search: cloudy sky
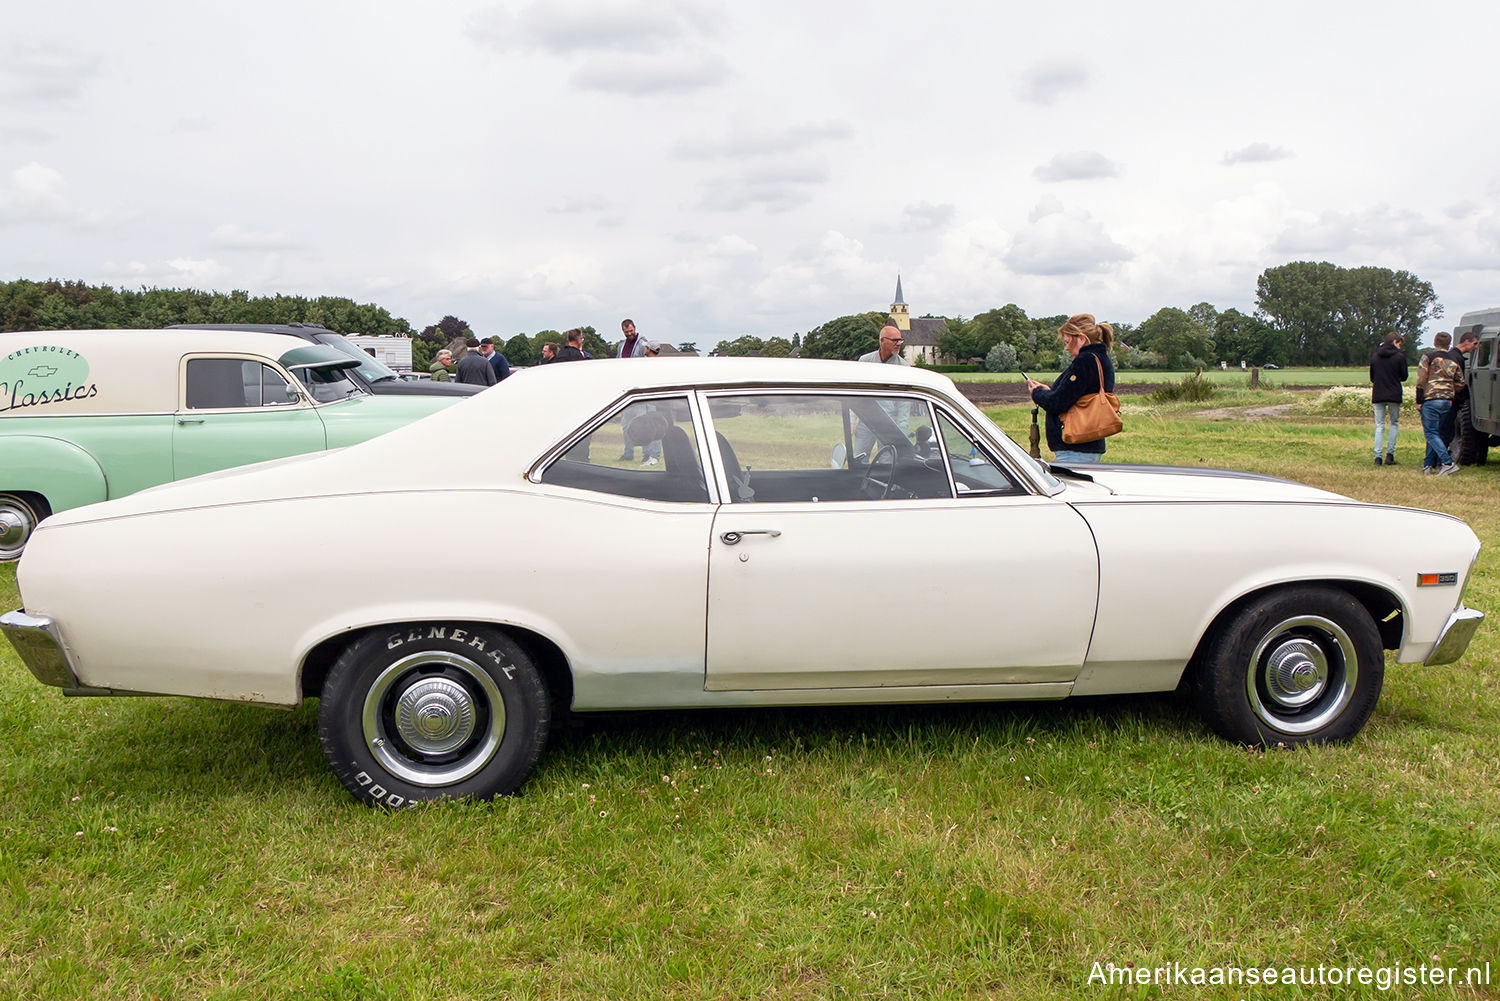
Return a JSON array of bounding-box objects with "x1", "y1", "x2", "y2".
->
[{"x1": 4, "y1": 0, "x2": 1498, "y2": 349}]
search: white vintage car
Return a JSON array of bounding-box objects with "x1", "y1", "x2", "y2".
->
[{"x1": 1, "y1": 359, "x2": 1484, "y2": 807}]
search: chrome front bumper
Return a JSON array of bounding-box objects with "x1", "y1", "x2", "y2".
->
[
  {"x1": 0, "y1": 609, "x2": 82, "y2": 689},
  {"x1": 1424, "y1": 606, "x2": 1485, "y2": 666}
]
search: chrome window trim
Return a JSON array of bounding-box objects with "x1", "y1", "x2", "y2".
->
[
  {"x1": 178, "y1": 353, "x2": 315, "y2": 413},
  {"x1": 695, "y1": 385, "x2": 1045, "y2": 502},
  {"x1": 929, "y1": 403, "x2": 1029, "y2": 498},
  {"x1": 527, "y1": 390, "x2": 718, "y2": 504}
]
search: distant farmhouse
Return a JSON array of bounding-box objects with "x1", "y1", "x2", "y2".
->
[{"x1": 887, "y1": 275, "x2": 944, "y2": 365}]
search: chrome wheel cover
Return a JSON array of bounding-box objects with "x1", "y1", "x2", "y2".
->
[
  {"x1": 1246, "y1": 614, "x2": 1358, "y2": 735},
  {"x1": 362, "y1": 651, "x2": 506, "y2": 786},
  {"x1": 0, "y1": 495, "x2": 38, "y2": 562}
]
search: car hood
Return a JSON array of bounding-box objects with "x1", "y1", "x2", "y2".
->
[{"x1": 1057, "y1": 464, "x2": 1348, "y2": 503}]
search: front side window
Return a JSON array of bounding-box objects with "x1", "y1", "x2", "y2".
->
[
  {"x1": 707, "y1": 393, "x2": 950, "y2": 503},
  {"x1": 185, "y1": 359, "x2": 298, "y2": 409},
  {"x1": 540, "y1": 395, "x2": 708, "y2": 502}
]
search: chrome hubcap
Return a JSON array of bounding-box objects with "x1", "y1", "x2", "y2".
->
[
  {"x1": 0, "y1": 496, "x2": 37, "y2": 561},
  {"x1": 393, "y1": 678, "x2": 476, "y2": 755},
  {"x1": 1246, "y1": 615, "x2": 1358, "y2": 735},
  {"x1": 362, "y1": 651, "x2": 506, "y2": 787},
  {"x1": 1264, "y1": 638, "x2": 1328, "y2": 708}
]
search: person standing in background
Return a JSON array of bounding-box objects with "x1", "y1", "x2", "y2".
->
[
  {"x1": 479, "y1": 338, "x2": 511, "y2": 381},
  {"x1": 1368, "y1": 331, "x2": 1407, "y2": 466}
]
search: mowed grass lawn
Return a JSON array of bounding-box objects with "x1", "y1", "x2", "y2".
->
[
  {"x1": 2, "y1": 393, "x2": 1497, "y2": 1000},
  {"x1": 955, "y1": 366, "x2": 1370, "y2": 387}
]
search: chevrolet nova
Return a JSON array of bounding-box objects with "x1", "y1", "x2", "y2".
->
[{"x1": 2, "y1": 358, "x2": 1483, "y2": 806}]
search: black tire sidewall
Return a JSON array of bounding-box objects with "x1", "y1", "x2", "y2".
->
[
  {"x1": 318, "y1": 623, "x2": 550, "y2": 806},
  {"x1": 1199, "y1": 587, "x2": 1384, "y2": 745}
]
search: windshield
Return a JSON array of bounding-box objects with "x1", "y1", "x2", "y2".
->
[
  {"x1": 315, "y1": 333, "x2": 401, "y2": 383},
  {"x1": 291, "y1": 364, "x2": 366, "y2": 403}
]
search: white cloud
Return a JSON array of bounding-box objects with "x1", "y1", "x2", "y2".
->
[
  {"x1": 469, "y1": 0, "x2": 727, "y2": 95},
  {"x1": 675, "y1": 122, "x2": 853, "y2": 159},
  {"x1": 471, "y1": 0, "x2": 721, "y2": 55},
  {"x1": 1017, "y1": 60, "x2": 1088, "y2": 105},
  {"x1": 1033, "y1": 152, "x2": 1119, "y2": 183},
  {"x1": 897, "y1": 202, "x2": 956, "y2": 231},
  {"x1": 1272, "y1": 205, "x2": 1442, "y2": 255},
  {"x1": 101, "y1": 257, "x2": 229, "y2": 285},
  {"x1": 0, "y1": 162, "x2": 74, "y2": 225},
  {"x1": 698, "y1": 162, "x2": 830, "y2": 212},
  {"x1": 1222, "y1": 143, "x2": 1293, "y2": 166},
  {"x1": 571, "y1": 53, "x2": 729, "y2": 95},
  {"x1": 1005, "y1": 208, "x2": 1132, "y2": 277},
  {"x1": 0, "y1": 47, "x2": 101, "y2": 103},
  {"x1": 209, "y1": 224, "x2": 303, "y2": 251}
]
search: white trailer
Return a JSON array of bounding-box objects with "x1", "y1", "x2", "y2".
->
[{"x1": 345, "y1": 334, "x2": 414, "y2": 373}]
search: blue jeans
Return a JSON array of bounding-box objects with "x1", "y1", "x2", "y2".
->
[
  {"x1": 1420, "y1": 399, "x2": 1453, "y2": 468},
  {"x1": 1372, "y1": 401, "x2": 1399, "y2": 456},
  {"x1": 1053, "y1": 450, "x2": 1101, "y2": 464}
]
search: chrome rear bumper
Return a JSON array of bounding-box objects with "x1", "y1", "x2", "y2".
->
[
  {"x1": 1424, "y1": 606, "x2": 1485, "y2": 666},
  {"x1": 0, "y1": 609, "x2": 81, "y2": 689}
]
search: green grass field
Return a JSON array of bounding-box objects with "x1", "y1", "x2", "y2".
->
[
  {"x1": 2, "y1": 397, "x2": 1496, "y2": 1000},
  {"x1": 953, "y1": 366, "x2": 1370, "y2": 387}
]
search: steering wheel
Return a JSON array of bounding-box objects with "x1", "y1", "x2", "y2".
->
[{"x1": 860, "y1": 443, "x2": 898, "y2": 499}]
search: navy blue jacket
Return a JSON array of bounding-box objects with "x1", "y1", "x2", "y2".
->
[{"x1": 1030, "y1": 344, "x2": 1115, "y2": 454}]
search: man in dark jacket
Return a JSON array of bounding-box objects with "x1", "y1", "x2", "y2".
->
[
  {"x1": 552, "y1": 328, "x2": 589, "y2": 363},
  {"x1": 479, "y1": 338, "x2": 511, "y2": 381},
  {"x1": 1368, "y1": 331, "x2": 1407, "y2": 466},
  {"x1": 455, "y1": 338, "x2": 497, "y2": 386}
]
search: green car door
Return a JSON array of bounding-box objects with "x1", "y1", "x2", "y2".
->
[{"x1": 172, "y1": 354, "x2": 328, "y2": 480}]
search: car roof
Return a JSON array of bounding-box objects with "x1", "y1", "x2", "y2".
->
[
  {"x1": 168, "y1": 323, "x2": 340, "y2": 340},
  {"x1": 73, "y1": 356, "x2": 985, "y2": 517}
]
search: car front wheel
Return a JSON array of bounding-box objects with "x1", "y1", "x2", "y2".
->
[
  {"x1": 1196, "y1": 586, "x2": 1383, "y2": 745},
  {"x1": 318, "y1": 624, "x2": 550, "y2": 807}
]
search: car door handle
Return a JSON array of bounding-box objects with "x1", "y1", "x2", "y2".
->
[
  {"x1": 176, "y1": 417, "x2": 205, "y2": 425},
  {"x1": 720, "y1": 530, "x2": 781, "y2": 545}
]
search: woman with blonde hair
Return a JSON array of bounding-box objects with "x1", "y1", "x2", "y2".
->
[{"x1": 1026, "y1": 313, "x2": 1116, "y2": 464}]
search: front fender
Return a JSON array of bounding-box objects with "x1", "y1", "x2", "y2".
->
[{"x1": 0, "y1": 434, "x2": 109, "y2": 514}]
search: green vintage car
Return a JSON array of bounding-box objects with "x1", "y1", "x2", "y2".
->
[{"x1": 0, "y1": 328, "x2": 466, "y2": 560}]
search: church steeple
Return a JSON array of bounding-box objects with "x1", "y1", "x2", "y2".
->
[{"x1": 889, "y1": 274, "x2": 910, "y2": 332}]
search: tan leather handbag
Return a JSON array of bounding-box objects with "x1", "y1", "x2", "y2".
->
[{"x1": 1061, "y1": 355, "x2": 1123, "y2": 444}]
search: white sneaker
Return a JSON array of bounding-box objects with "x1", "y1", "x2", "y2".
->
[
  {"x1": 1438, "y1": 463, "x2": 1460, "y2": 476},
  {"x1": 642, "y1": 456, "x2": 659, "y2": 466}
]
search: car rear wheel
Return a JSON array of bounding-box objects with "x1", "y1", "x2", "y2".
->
[
  {"x1": 318, "y1": 624, "x2": 550, "y2": 807},
  {"x1": 1196, "y1": 586, "x2": 1383, "y2": 745},
  {"x1": 0, "y1": 492, "x2": 44, "y2": 562}
]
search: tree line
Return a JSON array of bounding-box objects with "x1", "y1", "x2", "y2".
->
[
  {"x1": 2, "y1": 259, "x2": 1445, "y2": 372},
  {"x1": 720, "y1": 261, "x2": 1443, "y2": 370}
]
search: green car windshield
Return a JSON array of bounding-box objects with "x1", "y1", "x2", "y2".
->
[
  {"x1": 277, "y1": 345, "x2": 367, "y2": 403},
  {"x1": 314, "y1": 333, "x2": 402, "y2": 384}
]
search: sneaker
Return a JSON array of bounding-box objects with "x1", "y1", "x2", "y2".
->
[
  {"x1": 1374, "y1": 455, "x2": 1383, "y2": 466},
  {"x1": 641, "y1": 456, "x2": 659, "y2": 466},
  {"x1": 1438, "y1": 462, "x2": 1460, "y2": 476},
  {"x1": 1422, "y1": 466, "x2": 1434, "y2": 475},
  {"x1": 1384, "y1": 453, "x2": 1396, "y2": 465}
]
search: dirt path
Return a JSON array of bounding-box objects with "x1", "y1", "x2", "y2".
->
[
  {"x1": 1194, "y1": 403, "x2": 1297, "y2": 420},
  {"x1": 955, "y1": 382, "x2": 1157, "y2": 405}
]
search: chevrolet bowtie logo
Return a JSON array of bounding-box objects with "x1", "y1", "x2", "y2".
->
[{"x1": 27, "y1": 365, "x2": 59, "y2": 378}]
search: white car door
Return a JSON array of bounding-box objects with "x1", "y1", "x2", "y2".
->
[{"x1": 702, "y1": 391, "x2": 1098, "y2": 692}]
